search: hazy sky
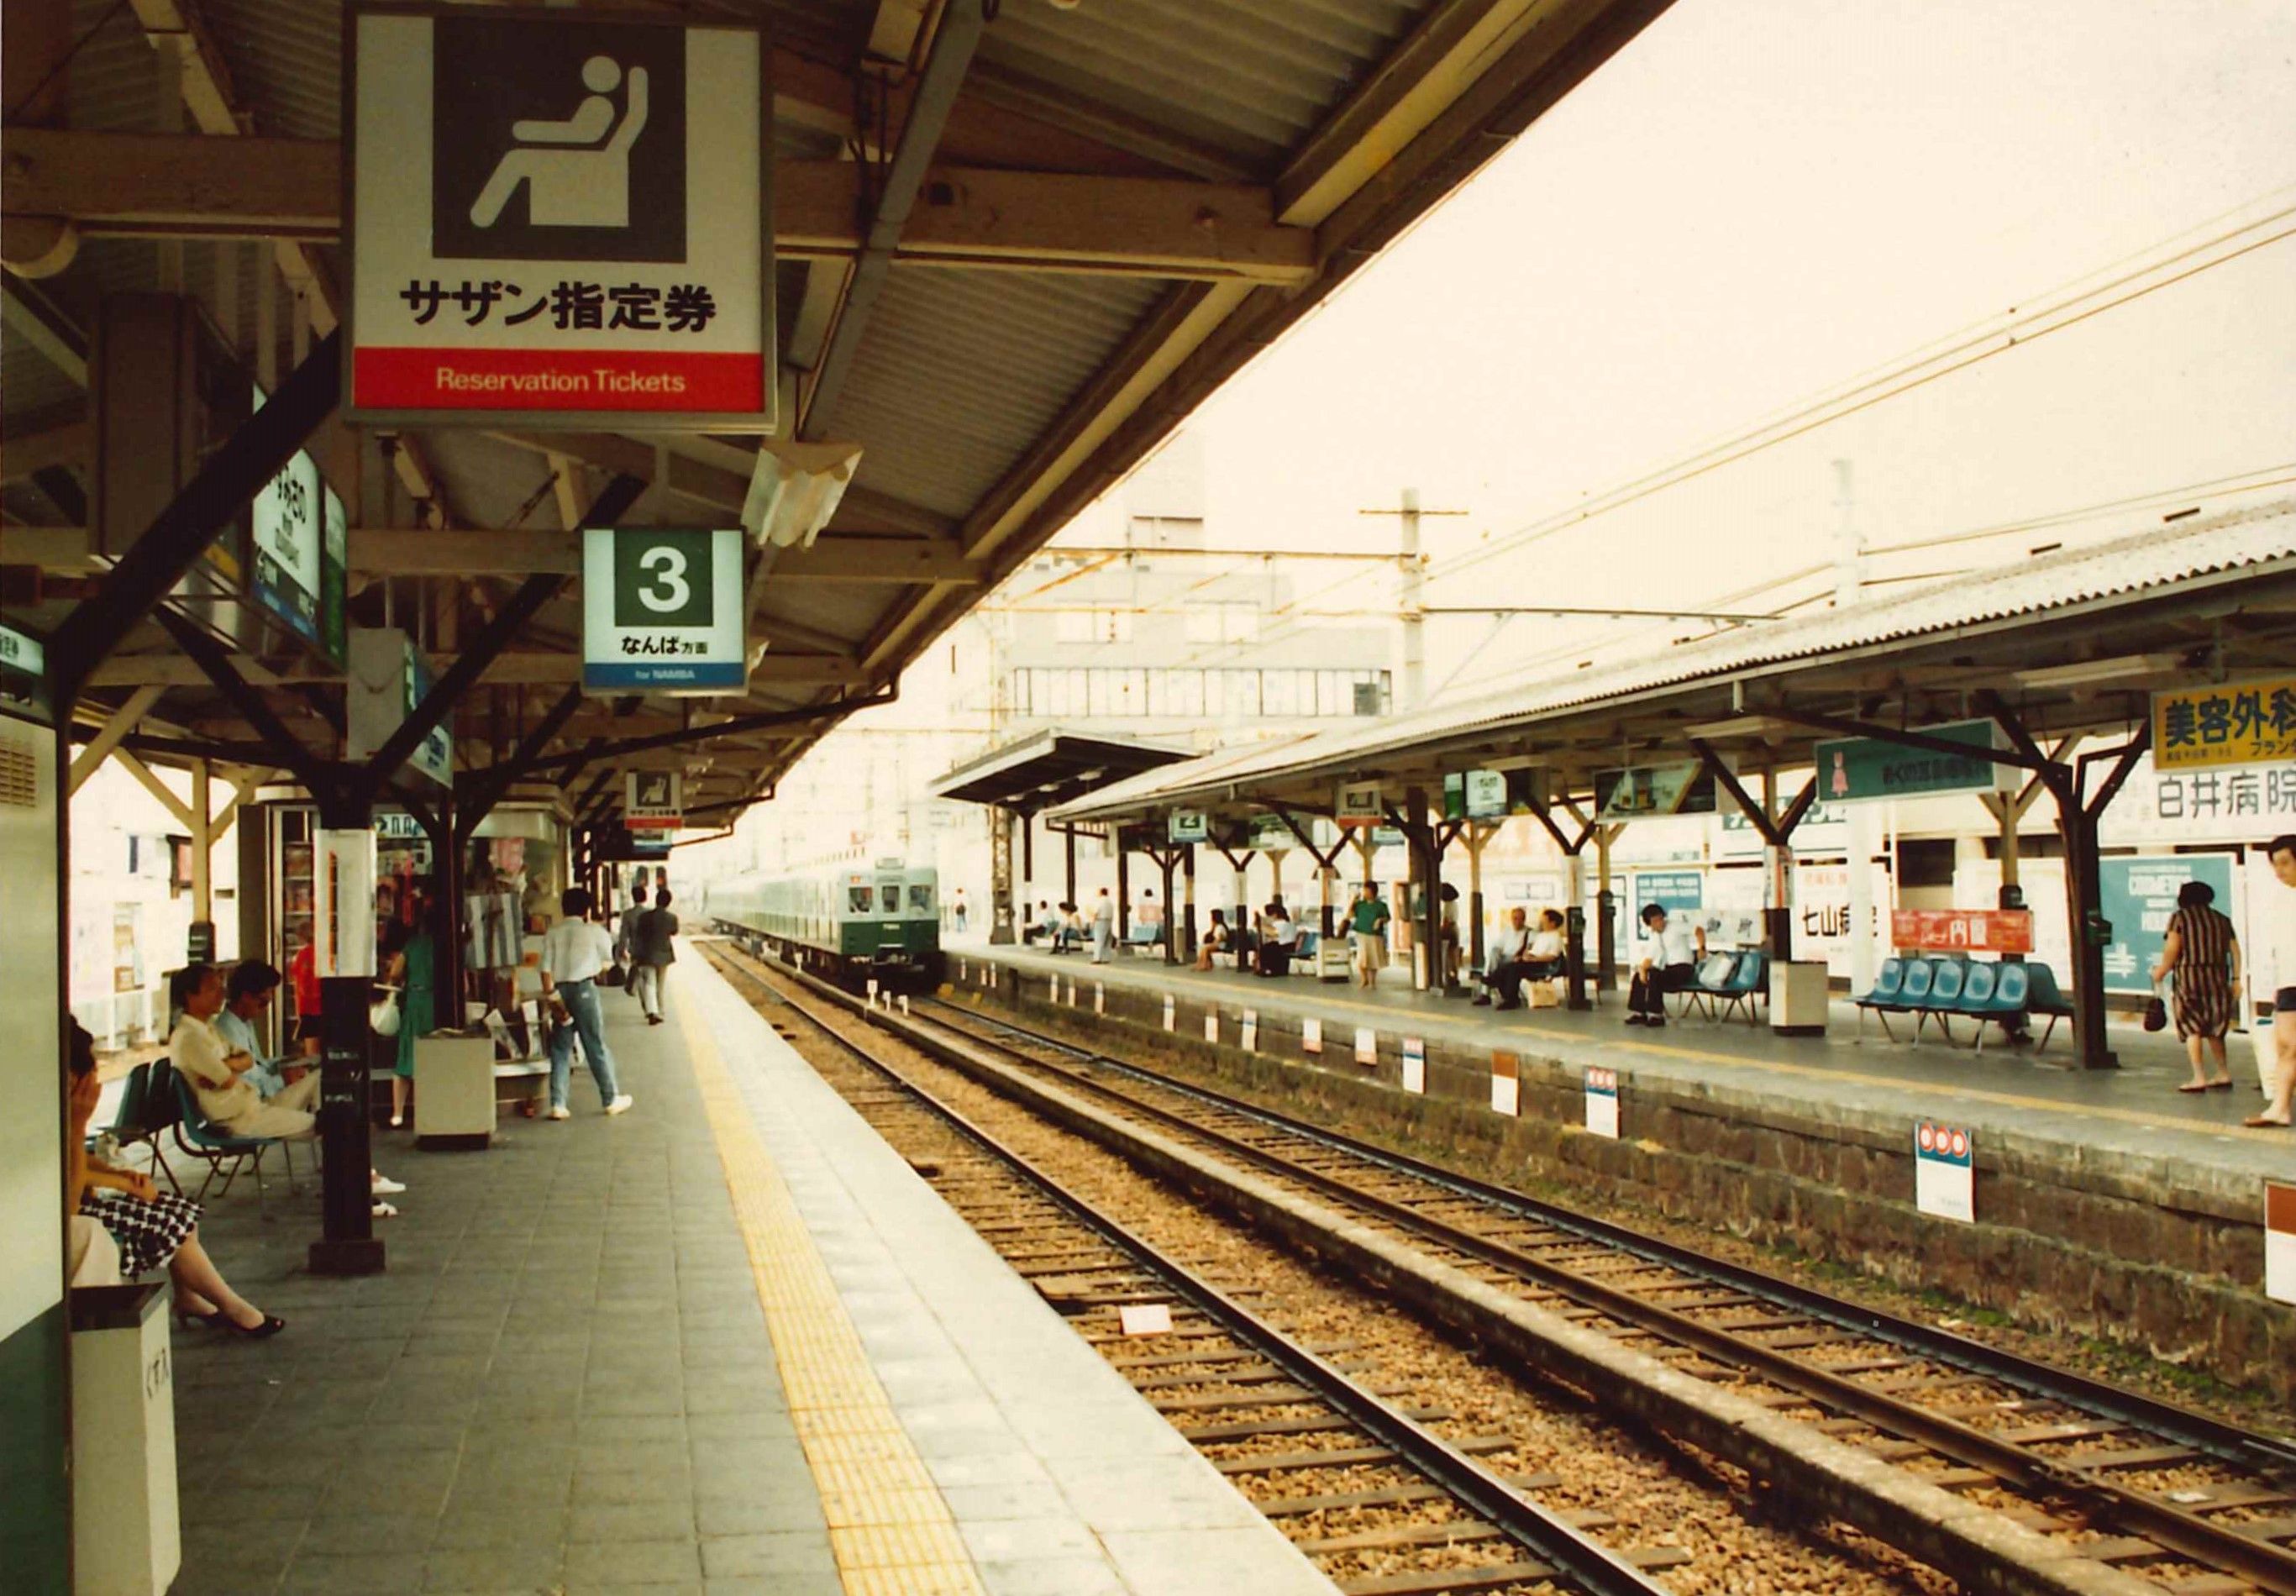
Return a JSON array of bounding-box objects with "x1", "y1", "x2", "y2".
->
[{"x1": 1082, "y1": 0, "x2": 2296, "y2": 693}]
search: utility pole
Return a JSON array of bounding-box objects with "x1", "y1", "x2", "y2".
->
[
  {"x1": 1359, "y1": 488, "x2": 1467, "y2": 714},
  {"x1": 1834, "y1": 458, "x2": 1878, "y2": 995}
]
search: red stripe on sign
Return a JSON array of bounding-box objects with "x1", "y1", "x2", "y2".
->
[
  {"x1": 2268, "y1": 1181, "x2": 2296, "y2": 1234},
  {"x1": 355, "y1": 347, "x2": 763, "y2": 412}
]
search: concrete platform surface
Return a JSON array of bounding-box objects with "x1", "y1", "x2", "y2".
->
[
  {"x1": 960, "y1": 939, "x2": 2294, "y2": 1190},
  {"x1": 162, "y1": 954, "x2": 1334, "y2": 1596}
]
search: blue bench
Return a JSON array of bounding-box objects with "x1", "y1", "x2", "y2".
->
[
  {"x1": 169, "y1": 1070, "x2": 301, "y2": 1216},
  {"x1": 1679, "y1": 950, "x2": 1767, "y2": 1024},
  {"x1": 1123, "y1": 921, "x2": 1164, "y2": 953},
  {"x1": 1853, "y1": 955, "x2": 2075, "y2": 1050}
]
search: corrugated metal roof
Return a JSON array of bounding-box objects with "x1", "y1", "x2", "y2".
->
[
  {"x1": 976, "y1": 0, "x2": 1423, "y2": 176},
  {"x1": 1055, "y1": 501, "x2": 2296, "y2": 817},
  {"x1": 826, "y1": 269, "x2": 1164, "y2": 518}
]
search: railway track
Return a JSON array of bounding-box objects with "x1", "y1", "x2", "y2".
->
[
  {"x1": 705, "y1": 943, "x2": 1683, "y2": 1596},
  {"x1": 905, "y1": 992, "x2": 2296, "y2": 1596}
]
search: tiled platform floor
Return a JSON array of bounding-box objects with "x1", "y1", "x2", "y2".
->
[{"x1": 164, "y1": 953, "x2": 1332, "y2": 1596}]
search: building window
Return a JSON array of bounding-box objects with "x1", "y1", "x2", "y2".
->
[{"x1": 1053, "y1": 608, "x2": 1132, "y2": 644}]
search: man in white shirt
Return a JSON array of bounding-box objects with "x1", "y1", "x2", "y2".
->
[
  {"x1": 2252, "y1": 835, "x2": 2296, "y2": 1127},
  {"x1": 1475, "y1": 907, "x2": 1532, "y2": 1008},
  {"x1": 171, "y1": 963, "x2": 319, "y2": 1138},
  {"x1": 540, "y1": 888, "x2": 633, "y2": 1119},
  {"x1": 1089, "y1": 889, "x2": 1116, "y2": 964},
  {"x1": 1626, "y1": 904, "x2": 1704, "y2": 1028}
]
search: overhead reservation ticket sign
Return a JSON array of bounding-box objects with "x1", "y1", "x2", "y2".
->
[{"x1": 347, "y1": 7, "x2": 771, "y2": 428}]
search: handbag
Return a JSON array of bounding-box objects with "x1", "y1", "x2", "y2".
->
[
  {"x1": 2141, "y1": 979, "x2": 2167, "y2": 1033},
  {"x1": 370, "y1": 984, "x2": 404, "y2": 1037}
]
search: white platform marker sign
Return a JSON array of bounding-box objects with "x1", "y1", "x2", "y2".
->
[
  {"x1": 2266, "y1": 1182, "x2": 2294, "y2": 1305},
  {"x1": 1301, "y1": 1016, "x2": 1322, "y2": 1055},
  {"x1": 1584, "y1": 1066, "x2": 1620, "y2": 1139},
  {"x1": 1354, "y1": 1026, "x2": 1378, "y2": 1066},
  {"x1": 1241, "y1": 1010, "x2": 1258, "y2": 1053},
  {"x1": 1094, "y1": 982, "x2": 1105, "y2": 1015},
  {"x1": 1401, "y1": 1037, "x2": 1426, "y2": 1095},
  {"x1": 1203, "y1": 1012, "x2": 1220, "y2": 1044},
  {"x1": 1914, "y1": 1121, "x2": 1975, "y2": 1224},
  {"x1": 1162, "y1": 994, "x2": 1176, "y2": 1032},
  {"x1": 347, "y1": 8, "x2": 772, "y2": 429},
  {"x1": 1490, "y1": 1051, "x2": 1520, "y2": 1117}
]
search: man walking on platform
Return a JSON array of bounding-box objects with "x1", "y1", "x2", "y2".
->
[
  {"x1": 1090, "y1": 888, "x2": 1116, "y2": 964},
  {"x1": 632, "y1": 887, "x2": 679, "y2": 1026},
  {"x1": 540, "y1": 888, "x2": 633, "y2": 1119},
  {"x1": 2252, "y1": 835, "x2": 2296, "y2": 1127}
]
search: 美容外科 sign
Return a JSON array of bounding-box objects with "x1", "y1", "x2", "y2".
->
[
  {"x1": 582, "y1": 528, "x2": 747, "y2": 694},
  {"x1": 347, "y1": 7, "x2": 771, "y2": 428},
  {"x1": 2153, "y1": 678, "x2": 2296, "y2": 771},
  {"x1": 1812, "y1": 719, "x2": 2015, "y2": 802}
]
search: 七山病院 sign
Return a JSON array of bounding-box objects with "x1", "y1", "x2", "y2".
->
[
  {"x1": 625, "y1": 771, "x2": 681, "y2": 832},
  {"x1": 2152, "y1": 677, "x2": 2296, "y2": 770},
  {"x1": 1811, "y1": 719, "x2": 2015, "y2": 802},
  {"x1": 346, "y1": 8, "x2": 770, "y2": 429},
  {"x1": 582, "y1": 528, "x2": 747, "y2": 694},
  {"x1": 1596, "y1": 762, "x2": 1715, "y2": 819},
  {"x1": 2098, "y1": 853, "x2": 2235, "y2": 994}
]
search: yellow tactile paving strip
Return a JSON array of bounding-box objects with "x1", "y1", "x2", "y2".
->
[{"x1": 677, "y1": 998, "x2": 990, "y2": 1596}]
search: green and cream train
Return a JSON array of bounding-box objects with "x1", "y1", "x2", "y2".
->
[{"x1": 704, "y1": 859, "x2": 944, "y2": 991}]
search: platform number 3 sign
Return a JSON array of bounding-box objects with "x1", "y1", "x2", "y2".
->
[{"x1": 583, "y1": 526, "x2": 748, "y2": 695}]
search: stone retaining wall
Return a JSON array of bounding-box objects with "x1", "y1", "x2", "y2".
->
[{"x1": 952, "y1": 958, "x2": 2293, "y2": 1404}]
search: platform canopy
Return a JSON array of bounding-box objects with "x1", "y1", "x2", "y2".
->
[
  {"x1": 1048, "y1": 501, "x2": 2296, "y2": 824},
  {"x1": 933, "y1": 727, "x2": 1190, "y2": 816},
  {"x1": 3, "y1": 0, "x2": 1674, "y2": 832}
]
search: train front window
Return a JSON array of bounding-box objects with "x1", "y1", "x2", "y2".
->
[
  {"x1": 880, "y1": 885, "x2": 902, "y2": 913},
  {"x1": 848, "y1": 886, "x2": 872, "y2": 913},
  {"x1": 907, "y1": 884, "x2": 933, "y2": 913}
]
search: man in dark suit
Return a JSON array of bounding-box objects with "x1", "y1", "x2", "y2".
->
[{"x1": 632, "y1": 887, "x2": 679, "y2": 1026}]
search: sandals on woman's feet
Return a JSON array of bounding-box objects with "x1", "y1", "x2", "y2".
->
[{"x1": 2244, "y1": 1113, "x2": 2292, "y2": 1127}]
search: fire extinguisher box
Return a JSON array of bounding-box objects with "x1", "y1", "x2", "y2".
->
[{"x1": 71, "y1": 1284, "x2": 180, "y2": 1596}]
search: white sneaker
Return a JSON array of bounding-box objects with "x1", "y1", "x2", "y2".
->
[
  {"x1": 370, "y1": 1173, "x2": 407, "y2": 1195},
  {"x1": 604, "y1": 1095, "x2": 634, "y2": 1116},
  {"x1": 371, "y1": 1200, "x2": 398, "y2": 1219},
  {"x1": 546, "y1": 1105, "x2": 571, "y2": 1121}
]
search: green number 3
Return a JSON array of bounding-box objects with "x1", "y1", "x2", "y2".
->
[{"x1": 637, "y1": 546, "x2": 691, "y2": 613}]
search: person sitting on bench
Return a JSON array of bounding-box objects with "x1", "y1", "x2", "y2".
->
[
  {"x1": 1255, "y1": 903, "x2": 1295, "y2": 976},
  {"x1": 1195, "y1": 908, "x2": 1232, "y2": 971},
  {"x1": 1475, "y1": 907, "x2": 1531, "y2": 1008},
  {"x1": 1626, "y1": 904, "x2": 1703, "y2": 1027}
]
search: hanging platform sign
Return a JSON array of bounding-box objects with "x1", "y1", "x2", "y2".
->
[
  {"x1": 582, "y1": 528, "x2": 747, "y2": 694},
  {"x1": 1335, "y1": 780, "x2": 1384, "y2": 827},
  {"x1": 2153, "y1": 677, "x2": 2296, "y2": 770},
  {"x1": 1597, "y1": 762, "x2": 1716, "y2": 819},
  {"x1": 1168, "y1": 811, "x2": 1210, "y2": 844},
  {"x1": 0, "y1": 622, "x2": 47, "y2": 715},
  {"x1": 347, "y1": 627, "x2": 451, "y2": 789},
  {"x1": 624, "y1": 771, "x2": 682, "y2": 832},
  {"x1": 1442, "y1": 769, "x2": 1519, "y2": 822},
  {"x1": 346, "y1": 7, "x2": 772, "y2": 429},
  {"x1": 1812, "y1": 719, "x2": 2016, "y2": 802}
]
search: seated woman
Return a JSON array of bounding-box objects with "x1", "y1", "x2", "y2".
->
[
  {"x1": 1256, "y1": 903, "x2": 1295, "y2": 977},
  {"x1": 1195, "y1": 909, "x2": 1232, "y2": 971},
  {"x1": 67, "y1": 1022, "x2": 283, "y2": 1338}
]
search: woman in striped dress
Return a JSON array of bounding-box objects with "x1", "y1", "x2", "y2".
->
[{"x1": 2152, "y1": 879, "x2": 2240, "y2": 1093}]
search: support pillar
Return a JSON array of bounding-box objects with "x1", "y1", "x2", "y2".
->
[
  {"x1": 1116, "y1": 843, "x2": 1130, "y2": 938},
  {"x1": 1595, "y1": 824, "x2": 1616, "y2": 993},
  {"x1": 1063, "y1": 824, "x2": 1077, "y2": 906},
  {"x1": 310, "y1": 791, "x2": 382, "y2": 1276},
  {"x1": 1464, "y1": 822, "x2": 1490, "y2": 975},
  {"x1": 1181, "y1": 845, "x2": 1196, "y2": 963},
  {"x1": 989, "y1": 806, "x2": 1015, "y2": 944},
  {"x1": 1018, "y1": 808, "x2": 1035, "y2": 907},
  {"x1": 1159, "y1": 848, "x2": 1176, "y2": 966}
]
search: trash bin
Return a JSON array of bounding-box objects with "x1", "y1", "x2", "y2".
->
[
  {"x1": 1770, "y1": 959, "x2": 1831, "y2": 1037},
  {"x1": 414, "y1": 1030, "x2": 502, "y2": 1147},
  {"x1": 71, "y1": 1284, "x2": 178, "y2": 1596}
]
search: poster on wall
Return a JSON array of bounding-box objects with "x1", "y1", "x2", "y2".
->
[{"x1": 2098, "y1": 853, "x2": 2237, "y2": 994}]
